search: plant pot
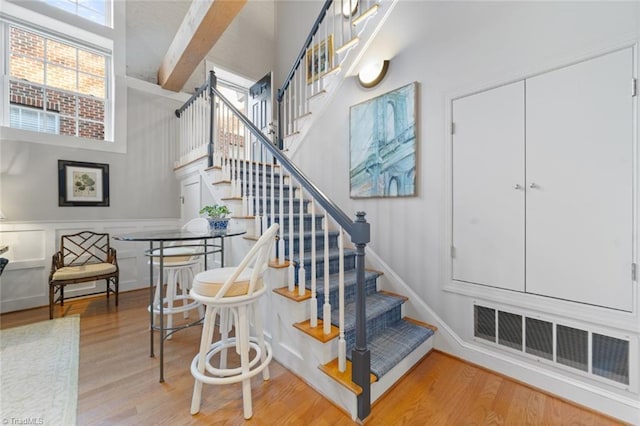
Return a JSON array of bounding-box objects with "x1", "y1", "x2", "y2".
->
[{"x1": 207, "y1": 217, "x2": 229, "y2": 231}]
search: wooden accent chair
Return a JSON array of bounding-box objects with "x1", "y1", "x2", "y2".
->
[{"x1": 49, "y1": 231, "x2": 119, "y2": 319}]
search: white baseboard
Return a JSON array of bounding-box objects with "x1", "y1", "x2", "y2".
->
[{"x1": 364, "y1": 247, "x2": 640, "y2": 424}]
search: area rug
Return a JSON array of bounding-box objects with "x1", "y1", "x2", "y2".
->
[{"x1": 1, "y1": 315, "x2": 79, "y2": 425}]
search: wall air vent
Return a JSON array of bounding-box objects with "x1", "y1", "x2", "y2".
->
[
  {"x1": 557, "y1": 325, "x2": 588, "y2": 372},
  {"x1": 474, "y1": 305, "x2": 496, "y2": 342},
  {"x1": 525, "y1": 318, "x2": 553, "y2": 360},
  {"x1": 593, "y1": 333, "x2": 629, "y2": 385},
  {"x1": 498, "y1": 311, "x2": 523, "y2": 350},
  {"x1": 473, "y1": 304, "x2": 631, "y2": 386}
]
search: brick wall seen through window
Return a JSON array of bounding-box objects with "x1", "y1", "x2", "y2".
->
[{"x1": 7, "y1": 25, "x2": 108, "y2": 141}]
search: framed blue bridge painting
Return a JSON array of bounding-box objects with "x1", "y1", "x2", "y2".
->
[{"x1": 349, "y1": 82, "x2": 417, "y2": 198}]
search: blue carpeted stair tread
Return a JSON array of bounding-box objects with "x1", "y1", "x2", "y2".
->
[
  {"x1": 281, "y1": 230, "x2": 340, "y2": 240},
  {"x1": 333, "y1": 292, "x2": 405, "y2": 332},
  {"x1": 290, "y1": 247, "x2": 357, "y2": 265},
  {"x1": 347, "y1": 319, "x2": 435, "y2": 379},
  {"x1": 311, "y1": 269, "x2": 381, "y2": 295}
]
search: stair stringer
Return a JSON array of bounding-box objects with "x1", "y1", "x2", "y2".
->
[
  {"x1": 265, "y1": 274, "x2": 359, "y2": 419},
  {"x1": 284, "y1": 0, "x2": 400, "y2": 158}
]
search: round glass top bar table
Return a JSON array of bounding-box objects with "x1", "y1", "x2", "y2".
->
[{"x1": 114, "y1": 227, "x2": 246, "y2": 382}]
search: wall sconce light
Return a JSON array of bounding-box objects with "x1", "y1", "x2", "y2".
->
[{"x1": 357, "y1": 60, "x2": 389, "y2": 88}]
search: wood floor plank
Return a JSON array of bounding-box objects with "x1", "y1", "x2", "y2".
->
[{"x1": 0, "y1": 290, "x2": 627, "y2": 425}]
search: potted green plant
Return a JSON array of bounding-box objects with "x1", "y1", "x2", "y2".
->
[{"x1": 199, "y1": 204, "x2": 231, "y2": 231}]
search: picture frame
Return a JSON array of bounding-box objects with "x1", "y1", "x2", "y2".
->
[
  {"x1": 58, "y1": 160, "x2": 110, "y2": 206},
  {"x1": 306, "y1": 35, "x2": 334, "y2": 85},
  {"x1": 349, "y1": 82, "x2": 418, "y2": 198}
]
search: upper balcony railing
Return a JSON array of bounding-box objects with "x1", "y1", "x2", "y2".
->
[{"x1": 276, "y1": 0, "x2": 381, "y2": 149}]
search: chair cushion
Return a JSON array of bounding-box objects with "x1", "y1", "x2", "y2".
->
[
  {"x1": 193, "y1": 267, "x2": 261, "y2": 297},
  {"x1": 52, "y1": 263, "x2": 117, "y2": 281}
]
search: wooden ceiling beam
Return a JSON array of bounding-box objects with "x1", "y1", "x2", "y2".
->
[{"x1": 158, "y1": 0, "x2": 247, "y2": 92}]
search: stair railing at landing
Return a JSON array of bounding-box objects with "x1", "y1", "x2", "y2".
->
[
  {"x1": 175, "y1": 71, "x2": 372, "y2": 420},
  {"x1": 276, "y1": 0, "x2": 382, "y2": 150}
]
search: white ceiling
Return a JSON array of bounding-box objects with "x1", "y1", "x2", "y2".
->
[{"x1": 125, "y1": 0, "x2": 275, "y2": 91}]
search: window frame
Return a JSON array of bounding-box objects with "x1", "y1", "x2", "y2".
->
[
  {"x1": 6, "y1": 22, "x2": 111, "y2": 141},
  {"x1": 42, "y1": 0, "x2": 112, "y2": 27},
  {"x1": 0, "y1": 0, "x2": 125, "y2": 153}
]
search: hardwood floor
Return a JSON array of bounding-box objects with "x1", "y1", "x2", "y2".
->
[{"x1": 0, "y1": 290, "x2": 625, "y2": 425}]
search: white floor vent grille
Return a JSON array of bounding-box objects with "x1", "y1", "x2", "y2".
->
[{"x1": 473, "y1": 304, "x2": 630, "y2": 386}]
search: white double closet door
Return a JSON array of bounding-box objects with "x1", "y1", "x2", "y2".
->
[{"x1": 452, "y1": 47, "x2": 634, "y2": 311}]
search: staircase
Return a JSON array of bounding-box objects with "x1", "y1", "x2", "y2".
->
[
  {"x1": 174, "y1": 0, "x2": 436, "y2": 420},
  {"x1": 204, "y1": 158, "x2": 436, "y2": 420}
]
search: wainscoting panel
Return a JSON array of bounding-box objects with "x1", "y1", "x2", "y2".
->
[{"x1": 0, "y1": 219, "x2": 180, "y2": 313}]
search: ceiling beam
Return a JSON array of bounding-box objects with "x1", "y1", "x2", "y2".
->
[{"x1": 158, "y1": 0, "x2": 247, "y2": 92}]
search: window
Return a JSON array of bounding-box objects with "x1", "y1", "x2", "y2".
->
[
  {"x1": 216, "y1": 81, "x2": 249, "y2": 149},
  {"x1": 6, "y1": 24, "x2": 110, "y2": 141},
  {"x1": 42, "y1": 0, "x2": 110, "y2": 26}
]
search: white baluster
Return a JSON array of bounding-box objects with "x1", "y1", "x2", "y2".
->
[
  {"x1": 270, "y1": 154, "x2": 275, "y2": 259},
  {"x1": 197, "y1": 95, "x2": 201, "y2": 153},
  {"x1": 310, "y1": 199, "x2": 317, "y2": 327},
  {"x1": 261, "y1": 151, "x2": 268, "y2": 234},
  {"x1": 187, "y1": 105, "x2": 192, "y2": 159},
  {"x1": 241, "y1": 121, "x2": 248, "y2": 216},
  {"x1": 229, "y1": 106, "x2": 235, "y2": 186},
  {"x1": 323, "y1": 212, "x2": 331, "y2": 335},
  {"x1": 218, "y1": 103, "x2": 226, "y2": 178},
  {"x1": 203, "y1": 95, "x2": 207, "y2": 154},
  {"x1": 338, "y1": 227, "x2": 346, "y2": 372},
  {"x1": 288, "y1": 82, "x2": 293, "y2": 136},
  {"x1": 298, "y1": 187, "x2": 306, "y2": 297},
  {"x1": 228, "y1": 104, "x2": 234, "y2": 181},
  {"x1": 288, "y1": 175, "x2": 295, "y2": 292},
  {"x1": 177, "y1": 112, "x2": 182, "y2": 164},
  {"x1": 248, "y1": 137, "x2": 254, "y2": 217},
  {"x1": 255, "y1": 145, "x2": 262, "y2": 236},
  {"x1": 278, "y1": 172, "x2": 285, "y2": 265},
  {"x1": 236, "y1": 116, "x2": 241, "y2": 197}
]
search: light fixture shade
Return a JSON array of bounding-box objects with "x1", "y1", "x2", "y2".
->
[{"x1": 357, "y1": 60, "x2": 389, "y2": 88}]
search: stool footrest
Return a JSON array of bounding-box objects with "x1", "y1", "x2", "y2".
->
[{"x1": 191, "y1": 337, "x2": 272, "y2": 385}]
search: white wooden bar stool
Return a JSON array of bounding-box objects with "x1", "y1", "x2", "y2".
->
[
  {"x1": 189, "y1": 223, "x2": 278, "y2": 419},
  {"x1": 149, "y1": 218, "x2": 208, "y2": 336}
]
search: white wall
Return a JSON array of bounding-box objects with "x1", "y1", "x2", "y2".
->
[
  {"x1": 0, "y1": 83, "x2": 185, "y2": 312},
  {"x1": 0, "y1": 87, "x2": 181, "y2": 221},
  {"x1": 275, "y1": 1, "x2": 640, "y2": 421},
  {"x1": 282, "y1": 0, "x2": 640, "y2": 318}
]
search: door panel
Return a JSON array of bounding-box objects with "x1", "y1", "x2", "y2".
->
[
  {"x1": 181, "y1": 178, "x2": 200, "y2": 225},
  {"x1": 452, "y1": 81, "x2": 526, "y2": 291},
  {"x1": 249, "y1": 73, "x2": 273, "y2": 162},
  {"x1": 526, "y1": 48, "x2": 634, "y2": 311}
]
